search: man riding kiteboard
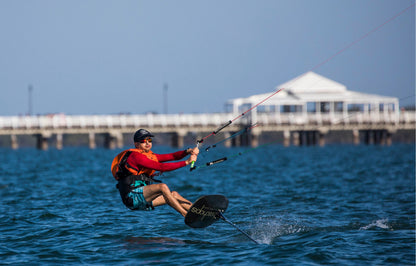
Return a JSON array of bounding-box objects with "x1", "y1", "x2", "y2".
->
[{"x1": 111, "y1": 129, "x2": 199, "y2": 217}]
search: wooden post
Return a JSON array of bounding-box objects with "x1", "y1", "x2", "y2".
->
[
  {"x1": 116, "y1": 132, "x2": 124, "y2": 148},
  {"x1": 224, "y1": 132, "x2": 231, "y2": 148},
  {"x1": 283, "y1": 130, "x2": 290, "y2": 147},
  {"x1": 293, "y1": 132, "x2": 300, "y2": 146},
  {"x1": 171, "y1": 130, "x2": 186, "y2": 148},
  {"x1": 11, "y1": 135, "x2": 18, "y2": 150},
  {"x1": 56, "y1": 133, "x2": 63, "y2": 150},
  {"x1": 250, "y1": 127, "x2": 261, "y2": 148},
  {"x1": 353, "y1": 129, "x2": 360, "y2": 145},
  {"x1": 386, "y1": 128, "x2": 396, "y2": 146},
  {"x1": 89, "y1": 132, "x2": 96, "y2": 149}
]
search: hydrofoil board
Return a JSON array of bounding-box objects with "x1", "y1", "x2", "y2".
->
[{"x1": 185, "y1": 195, "x2": 228, "y2": 228}]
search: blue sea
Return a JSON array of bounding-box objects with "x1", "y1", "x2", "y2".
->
[{"x1": 0, "y1": 144, "x2": 414, "y2": 265}]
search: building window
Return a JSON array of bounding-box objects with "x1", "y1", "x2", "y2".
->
[
  {"x1": 320, "y1": 102, "x2": 330, "y2": 113},
  {"x1": 281, "y1": 105, "x2": 302, "y2": 113},
  {"x1": 335, "y1": 102, "x2": 343, "y2": 113},
  {"x1": 239, "y1": 103, "x2": 252, "y2": 113},
  {"x1": 348, "y1": 104, "x2": 364, "y2": 113},
  {"x1": 379, "y1": 103, "x2": 384, "y2": 112},
  {"x1": 258, "y1": 105, "x2": 266, "y2": 113},
  {"x1": 307, "y1": 102, "x2": 316, "y2": 113}
]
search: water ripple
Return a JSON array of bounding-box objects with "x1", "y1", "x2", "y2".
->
[{"x1": 0, "y1": 145, "x2": 414, "y2": 265}]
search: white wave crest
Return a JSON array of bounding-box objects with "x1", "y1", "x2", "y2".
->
[{"x1": 359, "y1": 219, "x2": 391, "y2": 230}]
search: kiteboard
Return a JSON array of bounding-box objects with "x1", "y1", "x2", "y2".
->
[
  {"x1": 184, "y1": 194, "x2": 259, "y2": 244},
  {"x1": 185, "y1": 194, "x2": 228, "y2": 228}
]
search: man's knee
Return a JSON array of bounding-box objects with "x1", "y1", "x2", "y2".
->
[
  {"x1": 172, "y1": 191, "x2": 179, "y2": 197},
  {"x1": 158, "y1": 183, "x2": 170, "y2": 193}
]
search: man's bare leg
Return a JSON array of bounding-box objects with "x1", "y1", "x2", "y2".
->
[
  {"x1": 172, "y1": 191, "x2": 192, "y2": 211},
  {"x1": 151, "y1": 191, "x2": 192, "y2": 211},
  {"x1": 142, "y1": 183, "x2": 188, "y2": 216}
]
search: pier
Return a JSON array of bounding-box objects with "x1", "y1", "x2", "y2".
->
[
  {"x1": 1, "y1": 73, "x2": 414, "y2": 150},
  {"x1": 0, "y1": 111, "x2": 414, "y2": 150}
]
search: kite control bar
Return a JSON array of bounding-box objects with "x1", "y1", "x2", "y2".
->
[{"x1": 190, "y1": 157, "x2": 228, "y2": 172}]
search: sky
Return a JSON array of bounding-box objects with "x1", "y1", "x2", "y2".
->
[{"x1": 0, "y1": 0, "x2": 414, "y2": 116}]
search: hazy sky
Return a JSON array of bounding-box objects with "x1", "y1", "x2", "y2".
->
[{"x1": 0, "y1": 0, "x2": 414, "y2": 116}]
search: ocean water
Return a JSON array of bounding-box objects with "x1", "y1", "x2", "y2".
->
[{"x1": 0, "y1": 144, "x2": 414, "y2": 265}]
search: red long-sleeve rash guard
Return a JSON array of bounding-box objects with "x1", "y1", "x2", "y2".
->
[{"x1": 126, "y1": 150, "x2": 188, "y2": 173}]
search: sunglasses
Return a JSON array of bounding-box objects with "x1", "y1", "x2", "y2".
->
[{"x1": 139, "y1": 137, "x2": 153, "y2": 143}]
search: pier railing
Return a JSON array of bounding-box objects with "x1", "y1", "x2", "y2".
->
[
  {"x1": 0, "y1": 111, "x2": 412, "y2": 131},
  {"x1": 0, "y1": 111, "x2": 414, "y2": 149},
  {"x1": 0, "y1": 113, "x2": 234, "y2": 131}
]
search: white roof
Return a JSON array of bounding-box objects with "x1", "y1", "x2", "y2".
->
[
  {"x1": 227, "y1": 72, "x2": 398, "y2": 105},
  {"x1": 278, "y1": 71, "x2": 346, "y2": 93}
]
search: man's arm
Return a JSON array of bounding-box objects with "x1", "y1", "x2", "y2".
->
[
  {"x1": 128, "y1": 152, "x2": 187, "y2": 172},
  {"x1": 156, "y1": 150, "x2": 189, "y2": 162}
]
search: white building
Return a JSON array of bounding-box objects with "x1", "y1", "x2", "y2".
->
[{"x1": 225, "y1": 72, "x2": 399, "y2": 125}]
